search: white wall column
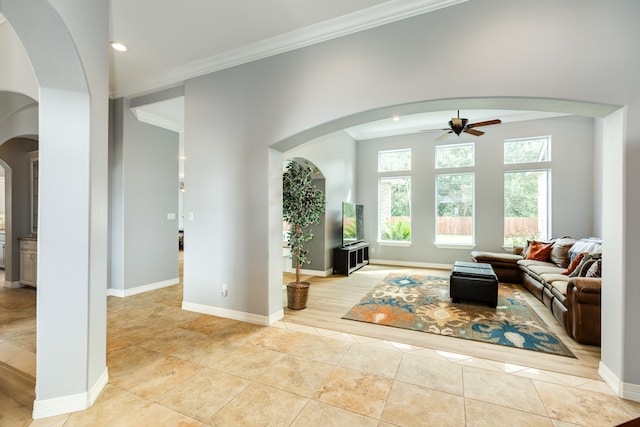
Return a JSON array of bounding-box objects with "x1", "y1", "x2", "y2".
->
[{"x1": 0, "y1": 0, "x2": 109, "y2": 417}]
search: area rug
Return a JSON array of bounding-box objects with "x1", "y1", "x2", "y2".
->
[{"x1": 342, "y1": 273, "x2": 575, "y2": 357}]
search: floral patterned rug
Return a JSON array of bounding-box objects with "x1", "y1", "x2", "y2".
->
[{"x1": 342, "y1": 273, "x2": 575, "y2": 357}]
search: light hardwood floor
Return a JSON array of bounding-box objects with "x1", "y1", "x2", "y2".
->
[{"x1": 283, "y1": 263, "x2": 602, "y2": 380}]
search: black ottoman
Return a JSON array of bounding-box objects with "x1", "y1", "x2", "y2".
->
[{"x1": 450, "y1": 261, "x2": 498, "y2": 308}]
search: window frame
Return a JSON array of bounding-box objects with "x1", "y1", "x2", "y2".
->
[
  {"x1": 434, "y1": 172, "x2": 475, "y2": 248},
  {"x1": 435, "y1": 142, "x2": 475, "y2": 169},
  {"x1": 503, "y1": 168, "x2": 551, "y2": 247},
  {"x1": 378, "y1": 148, "x2": 412, "y2": 173},
  {"x1": 378, "y1": 175, "x2": 412, "y2": 245}
]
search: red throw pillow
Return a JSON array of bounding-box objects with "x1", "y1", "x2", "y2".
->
[
  {"x1": 562, "y1": 252, "x2": 587, "y2": 275},
  {"x1": 525, "y1": 241, "x2": 554, "y2": 261}
]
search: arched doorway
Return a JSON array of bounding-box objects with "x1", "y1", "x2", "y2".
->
[{"x1": 0, "y1": 1, "x2": 109, "y2": 418}]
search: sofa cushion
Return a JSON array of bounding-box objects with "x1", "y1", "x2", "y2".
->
[
  {"x1": 550, "y1": 281, "x2": 569, "y2": 303},
  {"x1": 562, "y1": 252, "x2": 587, "y2": 275},
  {"x1": 549, "y1": 237, "x2": 576, "y2": 268},
  {"x1": 525, "y1": 241, "x2": 554, "y2": 261},
  {"x1": 568, "y1": 237, "x2": 602, "y2": 263},
  {"x1": 586, "y1": 259, "x2": 602, "y2": 278},
  {"x1": 529, "y1": 265, "x2": 565, "y2": 276},
  {"x1": 569, "y1": 254, "x2": 599, "y2": 278}
]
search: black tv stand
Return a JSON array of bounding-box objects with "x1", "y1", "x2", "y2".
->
[{"x1": 333, "y1": 242, "x2": 370, "y2": 276}]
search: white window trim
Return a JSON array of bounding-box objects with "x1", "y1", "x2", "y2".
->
[
  {"x1": 435, "y1": 172, "x2": 475, "y2": 247},
  {"x1": 378, "y1": 175, "x2": 412, "y2": 243}
]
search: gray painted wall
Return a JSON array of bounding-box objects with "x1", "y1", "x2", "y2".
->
[
  {"x1": 110, "y1": 98, "x2": 179, "y2": 292},
  {"x1": 180, "y1": 0, "x2": 640, "y2": 395},
  {"x1": 284, "y1": 131, "x2": 358, "y2": 273},
  {"x1": 357, "y1": 115, "x2": 596, "y2": 265}
]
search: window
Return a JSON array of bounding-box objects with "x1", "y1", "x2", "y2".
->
[
  {"x1": 378, "y1": 149, "x2": 411, "y2": 172},
  {"x1": 436, "y1": 143, "x2": 475, "y2": 168},
  {"x1": 435, "y1": 173, "x2": 474, "y2": 245},
  {"x1": 377, "y1": 149, "x2": 411, "y2": 243},
  {"x1": 379, "y1": 177, "x2": 411, "y2": 242},
  {"x1": 504, "y1": 170, "x2": 549, "y2": 246},
  {"x1": 504, "y1": 136, "x2": 550, "y2": 164},
  {"x1": 503, "y1": 136, "x2": 551, "y2": 246}
]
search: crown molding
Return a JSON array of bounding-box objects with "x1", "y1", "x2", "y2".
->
[
  {"x1": 110, "y1": 0, "x2": 466, "y2": 98},
  {"x1": 131, "y1": 107, "x2": 183, "y2": 133}
]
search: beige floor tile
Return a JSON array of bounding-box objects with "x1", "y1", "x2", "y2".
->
[
  {"x1": 110, "y1": 355, "x2": 200, "y2": 400},
  {"x1": 436, "y1": 350, "x2": 474, "y2": 362},
  {"x1": 338, "y1": 343, "x2": 402, "y2": 378},
  {"x1": 210, "y1": 382, "x2": 307, "y2": 427},
  {"x1": 257, "y1": 354, "x2": 334, "y2": 398},
  {"x1": 456, "y1": 357, "x2": 505, "y2": 372},
  {"x1": 406, "y1": 347, "x2": 450, "y2": 361},
  {"x1": 288, "y1": 333, "x2": 352, "y2": 365},
  {"x1": 313, "y1": 367, "x2": 393, "y2": 418},
  {"x1": 156, "y1": 367, "x2": 250, "y2": 423},
  {"x1": 465, "y1": 398, "x2": 553, "y2": 427},
  {"x1": 619, "y1": 398, "x2": 640, "y2": 418},
  {"x1": 463, "y1": 366, "x2": 548, "y2": 416},
  {"x1": 485, "y1": 360, "x2": 529, "y2": 373},
  {"x1": 107, "y1": 345, "x2": 166, "y2": 379},
  {"x1": 211, "y1": 343, "x2": 284, "y2": 379},
  {"x1": 396, "y1": 352, "x2": 463, "y2": 395},
  {"x1": 181, "y1": 315, "x2": 263, "y2": 340},
  {"x1": 281, "y1": 322, "x2": 320, "y2": 335},
  {"x1": 169, "y1": 333, "x2": 244, "y2": 367},
  {"x1": 514, "y1": 367, "x2": 572, "y2": 385},
  {"x1": 576, "y1": 379, "x2": 615, "y2": 395},
  {"x1": 29, "y1": 414, "x2": 70, "y2": 427},
  {"x1": 550, "y1": 420, "x2": 583, "y2": 427},
  {"x1": 534, "y1": 380, "x2": 633, "y2": 426},
  {"x1": 291, "y1": 400, "x2": 379, "y2": 426},
  {"x1": 251, "y1": 327, "x2": 308, "y2": 353},
  {"x1": 65, "y1": 383, "x2": 205, "y2": 427},
  {"x1": 137, "y1": 327, "x2": 210, "y2": 356},
  {"x1": 381, "y1": 380, "x2": 466, "y2": 427},
  {"x1": 543, "y1": 370, "x2": 593, "y2": 387}
]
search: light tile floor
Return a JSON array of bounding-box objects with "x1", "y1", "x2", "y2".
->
[{"x1": 1, "y1": 283, "x2": 640, "y2": 426}]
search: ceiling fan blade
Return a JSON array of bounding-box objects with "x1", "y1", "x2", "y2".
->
[
  {"x1": 467, "y1": 119, "x2": 502, "y2": 128},
  {"x1": 436, "y1": 131, "x2": 452, "y2": 141},
  {"x1": 464, "y1": 128, "x2": 484, "y2": 136}
]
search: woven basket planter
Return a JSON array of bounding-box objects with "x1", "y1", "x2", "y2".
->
[{"x1": 286, "y1": 282, "x2": 310, "y2": 310}]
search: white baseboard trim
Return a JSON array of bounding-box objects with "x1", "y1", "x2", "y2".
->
[
  {"x1": 108, "y1": 278, "x2": 179, "y2": 298},
  {"x1": 599, "y1": 361, "x2": 640, "y2": 402},
  {"x1": 182, "y1": 301, "x2": 276, "y2": 326},
  {"x1": 3, "y1": 280, "x2": 22, "y2": 288},
  {"x1": 283, "y1": 267, "x2": 333, "y2": 277},
  {"x1": 32, "y1": 367, "x2": 109, "y2": 419},
  {"x1": 370, "y1": 258, "x2": 452, "y2": 271}
]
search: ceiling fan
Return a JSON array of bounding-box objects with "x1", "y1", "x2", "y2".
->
[{"x1": 432, "y1": 110, "x2": 502, "y2": 141}]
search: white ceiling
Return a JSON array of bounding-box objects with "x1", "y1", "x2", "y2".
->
[
  {"x1": 109, "y1": 0, "x2": 466, "y2": 98},
  {"x1": 120, "y1": 0, "x2": 568, "y2": 142}
]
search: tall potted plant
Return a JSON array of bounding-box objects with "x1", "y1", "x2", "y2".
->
[{"x1": 283, "y1": 159, "x2": 326, "y2": 309}]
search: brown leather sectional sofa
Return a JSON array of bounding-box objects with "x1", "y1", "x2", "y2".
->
[{"x1": 471, "y1": 237, "x2": 602, "y2": 345}]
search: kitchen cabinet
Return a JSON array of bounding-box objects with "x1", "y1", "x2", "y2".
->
[{"x1": 19, "y1": 237, "x2": 37, "y2": 287}]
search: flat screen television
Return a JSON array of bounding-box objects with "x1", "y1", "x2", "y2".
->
[{"x1": 342, "y1": 202, "x2": 364, "y2": 246}]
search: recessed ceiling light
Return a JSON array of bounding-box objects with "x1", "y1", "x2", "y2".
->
[
  {"x1": 392, "y1": 115, "x2": 400, "y2": 122},
  {"x1": 110, "y1": 41, "x2": 128, "y2": 52}
]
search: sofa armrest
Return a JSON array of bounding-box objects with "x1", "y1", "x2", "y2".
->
[
  {"x1": 566, "y1": 277, "x2": 601, "y2": 345},
  {"x1": 567, "y1": 277, "x2": 601, "y2": 305},
  {"x1": 470, "y1": 251, "x2": 522, "y2": 264}
]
